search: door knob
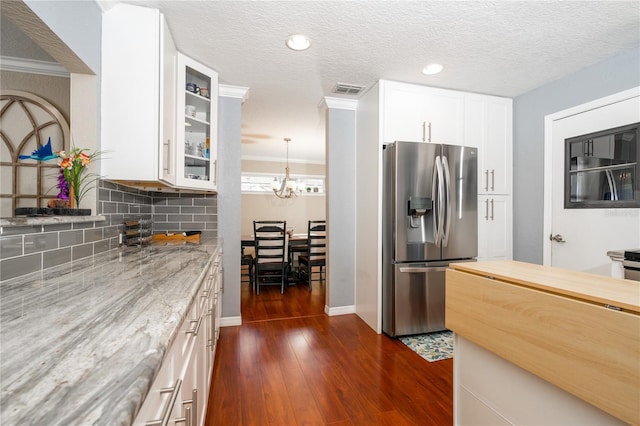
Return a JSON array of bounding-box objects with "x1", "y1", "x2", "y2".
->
[{"x1": 549, "y1": 234, "x2": 566, "y2": 243}]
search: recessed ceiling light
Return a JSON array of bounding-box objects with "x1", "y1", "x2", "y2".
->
[
  {"x1": 286, "y1": 34, "x2": 311, "y2": 51},
  {"x1": 422, "y1": 63, "x2": 444, "y2": 75}
]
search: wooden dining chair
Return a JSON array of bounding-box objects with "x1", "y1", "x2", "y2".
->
[
  {"x1": 240, "y1": 245, "x2": 254, "y2": 285},
  {"x1": 298, "y1": 220, "x2": 326, "y2": 290},
  {"x1": 253, "y1": 220, "x2": 288, "y2": 294}
]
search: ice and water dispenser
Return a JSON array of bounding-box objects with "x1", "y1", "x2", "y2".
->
[{"x1": 407, "y1": 195, "x2": 434, "y2": 244}]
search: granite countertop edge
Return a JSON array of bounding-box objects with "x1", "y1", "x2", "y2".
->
[
  {"x1": 0, "y1": 215, "x2": 107, "y2": 227},
  {"x1": 0, "y1": 239, "x2": 222, "y2": 425}
]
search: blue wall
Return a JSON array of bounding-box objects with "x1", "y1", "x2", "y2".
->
[
  {"x1": 217, "y1": 95, "x2": 242, "y2": 319},
  {"x1": 513, "y1": 48, "x2": 640, "y2": 264},
  {"x1": 326, "y1": 105, "x2": 356, "y2": 309}
]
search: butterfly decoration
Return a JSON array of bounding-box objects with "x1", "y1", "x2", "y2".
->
[{"x1": 19, "y1": 137, "x2": 59, "y2": 161}]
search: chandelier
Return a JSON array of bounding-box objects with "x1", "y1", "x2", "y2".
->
[{"x1": 272, "y1": 138, "x2": 299, "y2": 199}]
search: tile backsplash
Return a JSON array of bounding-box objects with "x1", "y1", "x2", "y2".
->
[{"x1": 0, "y1": 180, "x2": 217, "y2": 281}]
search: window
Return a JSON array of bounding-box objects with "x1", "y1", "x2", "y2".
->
[
  {"x1": 564, "y1": 122, "x2": 639, "y2": 208},
  {"x1": 241, "y1": 173, "x2": 325, "y2": 194}
]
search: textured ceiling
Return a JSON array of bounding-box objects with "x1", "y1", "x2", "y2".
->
[{"x1": 110, "y1": 1, "x2": 639, "y2": 163}]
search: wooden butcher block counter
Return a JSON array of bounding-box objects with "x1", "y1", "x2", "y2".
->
[{"x1": 446, "y1": 260, "x2": 640, "y2": 425}]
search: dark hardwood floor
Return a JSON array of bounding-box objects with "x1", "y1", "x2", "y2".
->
[{"x1": 205, "y1": 269, "x2": 453, "y2": 425}]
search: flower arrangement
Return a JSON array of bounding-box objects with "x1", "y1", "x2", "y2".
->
[
  {"x1": 56, "y1": 147, "x2": 102, "y2": 208},
  {"x1": 19, "y1": 138, "x2": 102, "y2": 209}
]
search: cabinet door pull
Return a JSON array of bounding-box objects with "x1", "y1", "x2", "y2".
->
[
  {"x1": 191, "y1": 389, "x2": 197, "y2": 426},
  {"x1": 180, "y1": 389, "x2": 197, "y2": 426},
  {"x1": 491, "y1": 169, "x2": 495, "y2": 191},
  {"x1": 490, "y1": 199, "x2": 494, "y2": 220},
  {"x1": 207, "y1": 308, "x2": 215, "y2": 349},
  {"x1": 421, "y1": 121, "x2": 426, "y2": 142},
  {"x1": 484, "y1": 170, "x2": 489, "y2": 192},
  {"x1": 175, "y1": 405, "x2": 191, "y2": 426},
  {"x1": 484, "y1": 199, "x2": 489, "y2": 220},
  {"x1": 428, "y1": 122, "x2": 432, "y2": 142},
  {"x1": 163, "y1": 139, "x2": 171, "y2": 174},
  {"x1": 185, "y1": 315, "x2": 203, "y2": 336},
  {"x1": 145, "y1": 379, "x2": 182, "y2": 426}
]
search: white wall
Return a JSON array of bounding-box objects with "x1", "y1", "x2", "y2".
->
[
  {"x1": 0, "y1": 72, "x2": 70, "y2": 120},
  {"x1": 241, "y1": 193, "x2": 325, "y2": 236},
  {"x1": 241, "y1": 159, "x2": 326, "y2": 235}
]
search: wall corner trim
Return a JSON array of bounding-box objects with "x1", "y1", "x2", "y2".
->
[
  {"x1": 219, "y1": 316, "x2": 242, "y2": 327},
  {"x1": 325, "y1": 305, "x2": 356, "y2": 316}
]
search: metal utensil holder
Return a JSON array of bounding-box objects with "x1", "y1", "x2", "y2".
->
[{"x1": 123, "y1": 218, "x2": 153, "y2": 246}]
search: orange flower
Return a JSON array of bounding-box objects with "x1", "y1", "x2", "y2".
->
[
  {"x1": 60, "y1": 157, "x2": 73, "y2": 169},
  {"x1": 79, "y1": 152, "x2": 91, "y2": 166}
]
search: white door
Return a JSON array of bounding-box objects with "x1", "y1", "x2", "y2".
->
[{"x1": 544, "y1": 89, "x2": 640, "y2": 275}]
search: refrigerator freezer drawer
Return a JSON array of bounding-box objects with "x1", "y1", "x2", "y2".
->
[{"x1": 386, "y1": 263, "x2": 447, "y2": 337}]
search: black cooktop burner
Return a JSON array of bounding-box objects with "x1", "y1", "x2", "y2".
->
[{"x1": 624, "y1": 250, "x2": 640, "y2": 262}]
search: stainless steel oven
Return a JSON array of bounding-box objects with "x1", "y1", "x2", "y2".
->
[{"x1": 623, "y1": 250, "x2": 640, "y2": 281}]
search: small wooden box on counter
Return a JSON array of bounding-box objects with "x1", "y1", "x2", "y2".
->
[{"x1": 446, "y1": 260, "x2": 640, "y2": 425}]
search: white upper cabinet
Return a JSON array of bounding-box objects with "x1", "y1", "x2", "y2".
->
[
  {"x1": 428, "y1": 87, "x2": 465, "y2": 145},
  {"x1": 101, "y1": 4, "x2": 218, "y2": 191},
  {"x1": 382, "y1": 80, "x2": 464, "y2": 145},
  {"x1": 465, "y1": 93, "x2": 513, "y2": 195},
  {"x1": 102, "y1": 4, "x2": 167, "y2": 183},
  {"x1": 175, "y1": 54, "x2": 219, "y2": 190},
  {"x1": 159, "y1": 16, "x2": 177, "y2": 185}
]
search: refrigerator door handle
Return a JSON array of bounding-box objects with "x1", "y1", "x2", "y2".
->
[
  {"x1": 432, "y1": 158, "x2": 439, "y2": 244},
  {"x1": 433, "y1": 156, "x2": 445, "y2": 246},
  {"x1": 399, "y1": 266, "x2": 449, "y2": 273},
  {"x1": 442, "y1": 155, "x2": 452, "y2": 247}
]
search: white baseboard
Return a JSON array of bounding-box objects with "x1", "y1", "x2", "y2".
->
[
  {"x1": 325, "y1": 305, "x2": 355, "y2": 316},
  {"x1": 221, "y1": 307, "x2": 355, "y2": 325},
  {"x1": 219, "y1": 316, "x2": 242, "y2": 327}
]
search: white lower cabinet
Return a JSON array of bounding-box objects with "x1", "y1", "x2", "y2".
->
[
  {"x1": 477, "y1": 195, "x2": 512, "y2": 261},
  {"x1": 134, "y1": 248, "x2": 222, "y2": 426}
]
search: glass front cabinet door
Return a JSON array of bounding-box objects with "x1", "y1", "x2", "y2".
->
[{"x1": 176, "y1": 53, "x2": 219, "y2": 190}]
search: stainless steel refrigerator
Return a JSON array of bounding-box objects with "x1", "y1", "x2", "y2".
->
[{"x1": 382, "y1": 141, "x2": 477, "y2": 337}]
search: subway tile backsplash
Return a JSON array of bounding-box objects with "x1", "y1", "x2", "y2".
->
[{"x1": 0, "y1": 180, "x2": 217, "y2": 281}]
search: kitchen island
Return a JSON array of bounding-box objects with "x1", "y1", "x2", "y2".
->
[
  {"x1": 0, "y1": 239, "x2": 221, "y2": 425},
  {"x1": 446, "y1": 260, "x2": 639, "y2": 426}
]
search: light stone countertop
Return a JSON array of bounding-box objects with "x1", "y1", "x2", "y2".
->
[
  {"x1": 607, "y1": 249, "x2": 626, "y2": 260},
  {"x1": 0, "y1": 239, "x2": 222, "y2": 426}
]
